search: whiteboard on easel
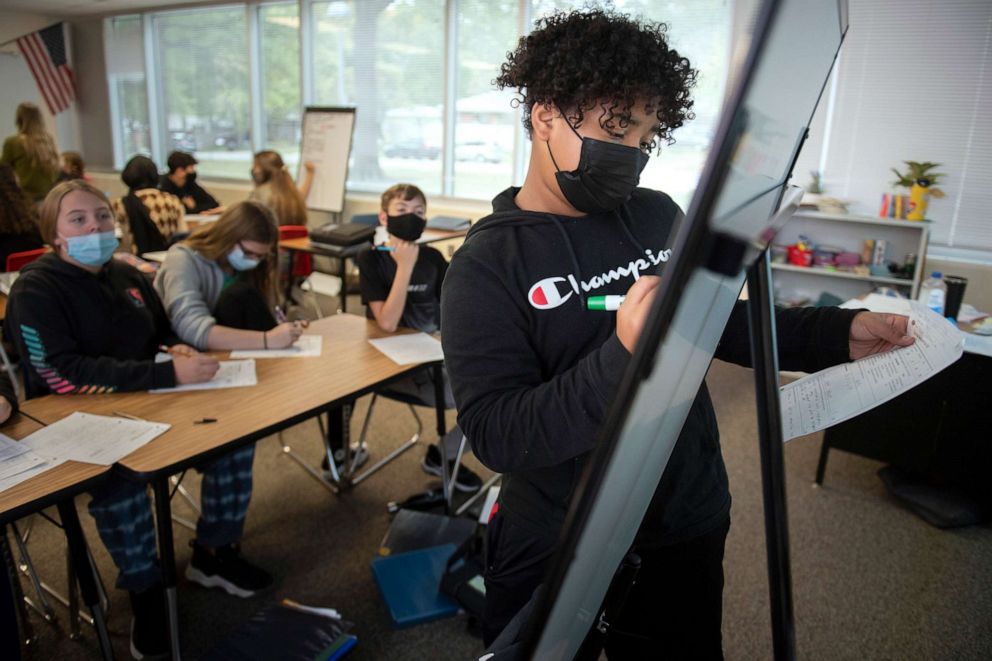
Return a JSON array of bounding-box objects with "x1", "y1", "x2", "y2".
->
[{"x1": 298, "y1": 106, "x2": 356, "y2": 213}]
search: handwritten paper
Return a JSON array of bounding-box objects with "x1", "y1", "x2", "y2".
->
[
  {"x1": 230, "y1": 335, "x2": 322, "y2": 359},
  {"x1": 368, "y1": 333, "x2": 444, "y2": 365},
  {"x1": 21, "y1": 412, "x2": 170, "y2": 466},
  {"x1": 780, "y1": 302, "x2": 964, "y2": 441},
  {"x1": 0, "y1": 433, "x2": 50, "y2": 493},
  {"x1": 150, "y1": 359, "x2": 257, "y2": 393}
]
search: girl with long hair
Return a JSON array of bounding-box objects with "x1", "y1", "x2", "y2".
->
[
  {"x1": 4, "y1": 180, "x2": 273, "y2": 659},
  {"x1": 154, "y1": 200, "x2": 305, "y2": 351},
  {"x1": 247, "y1": 150, "x2": 314, "y2": 226},
  {"x1": 1, "y1": 102, "x2": 59, "y2": 200},
  {"x1": 0, "y1": 163, "x2": 44, "y2": 268}
]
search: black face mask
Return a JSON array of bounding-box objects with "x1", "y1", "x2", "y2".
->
[
  {"x1": 186, "y1": 170, "x2": 197, "y2": 185},
  {"x1": 386, "y1": 213, "x2": 427, "y2": 242},
  {"x1": 548, "y1": 119, "x2": 650, "y2": 215}
]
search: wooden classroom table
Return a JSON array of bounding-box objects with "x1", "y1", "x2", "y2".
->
[
  {"x1": 0, "y1": 414, "x2": 114, "y2": 660},
  {"x1": 19, "y1": 313, "x2": 446, "y2": 659},
  {"x1": 279, "y1": 227, "x2": 467, "y2": 313}
]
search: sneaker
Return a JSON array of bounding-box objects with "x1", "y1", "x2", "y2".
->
[
  {"x1": 422, "y1": 444, "x2": 483, "y2": 493},
  {"x1": 129, "y1": 584, "x2": 169, "y2": 660},
  {"x1": 185, "y1": 541, "x2": 273, "y2": 598},
  {"x1": 321, "y1": 442, "x2": 370, "y2": 480}
]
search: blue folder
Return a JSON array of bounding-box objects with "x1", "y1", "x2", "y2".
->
[{"x1": 371, "y1": 543, "x2": 460, "y2": 628}]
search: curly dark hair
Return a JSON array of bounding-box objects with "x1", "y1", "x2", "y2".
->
[{"x1": 496, "y1": 8, "x2": 697, "y2": 152}]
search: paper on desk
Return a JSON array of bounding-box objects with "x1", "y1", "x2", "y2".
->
[
  {"x1": 21, "y1": 412, "x2": 170, "y2": 466},
  {"x1": 0, "y1": 433, "x2": 51, "y2": 493},
  {"x1": 780, "y1": 302, "x2": 964, "y2": 441},
  {"x1": 229, "y1": 335, "x2": 322, "y2": 359},
  {"x1": 0, "y1": 271, "x2": 18, "y2": 295},
  {"x1": 150, "y1": 359, "x2": 257, "y2": 393},
  {"x1": 368, "y1": 333, "x2": 444, "y2": 365}
]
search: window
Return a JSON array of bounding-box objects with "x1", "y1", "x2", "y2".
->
[
  {"x1": 312, "y1": 0, "x2": 445, "y2": 196},
  {"x1": 105, "y1": 16, "x2": 150, "y2": 168},
  {"x1": 260, "y1": 3, "x2": 302, "y2": 173},
  {"x1": 153, "y1": 7, "x2": 250, "y2": 178},
  {"x1": 453, "y1": 1, "x2": 520, "y2": 198},
  {"x1": 105, "y1": 1, "x2": 735, "y2": 205}
]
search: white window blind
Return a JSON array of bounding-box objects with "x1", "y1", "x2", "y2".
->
[{"x1": 799, "y1": 0, "x2": 992, "y2": 253}]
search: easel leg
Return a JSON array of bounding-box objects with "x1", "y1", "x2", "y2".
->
[{"x1": 746, "y1": 251, "x2": 797, "y2": 661}]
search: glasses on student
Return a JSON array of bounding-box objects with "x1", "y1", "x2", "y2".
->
[{"x1": 238, "y1": 242, "x2": 268, "y2": 261}]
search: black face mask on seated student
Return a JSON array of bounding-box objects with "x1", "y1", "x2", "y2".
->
[
  {"x1": 387, "y1": 213, "x2": 427, "y2": 242},
  {"x1": 186, "y1": 170, "x2": 197, "y2": 185},
  {"x1": 548, "y1": 118, "x2": 650, "y2": 215}
]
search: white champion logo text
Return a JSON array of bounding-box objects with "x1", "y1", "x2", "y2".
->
[{"x1": 527, "y1": 248, "x2": 672, "y2": 310}]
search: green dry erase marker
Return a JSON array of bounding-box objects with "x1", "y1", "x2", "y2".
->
[{"x1": 587, "y1": 295, "x2": 625, "y2": 311}]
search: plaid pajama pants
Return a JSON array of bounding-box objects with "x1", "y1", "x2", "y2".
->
[{"x1": 87, "y1": 445, "x2": 256, "y2": 592}]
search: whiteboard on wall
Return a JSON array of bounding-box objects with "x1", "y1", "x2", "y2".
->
[{"x1": 298, "y1": 107, "x2": 356, "y2": 213}]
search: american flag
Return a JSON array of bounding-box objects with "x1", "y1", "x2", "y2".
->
[{"x1": 16, "y1": 23, "x2": 76, "y2": 115}]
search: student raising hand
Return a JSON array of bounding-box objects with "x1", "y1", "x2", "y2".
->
[{"x1": 172, "y1": 352, "x2": 220, "y2": 384}]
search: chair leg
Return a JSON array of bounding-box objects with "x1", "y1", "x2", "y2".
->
[
  {"x1": 455, "y1": 473, "x2": 502, "y2": 517},
  {"x1": 279, "y1": 419, "x2": 340, "y2": 494},
  {"x1": 350, "y1": 402, "x2": 421, "y2": 486},
  {"x1": 169, "y1": 472, "x2": 200, "y2": 532},
  {"x1": 3, "y1": 526, "x2": 37, "y2": 648},
  {"x1": 444, "y1": 432, "x2": 469, "y2": 512},
  {"x1": 0, "y1": 341, "x2": 21, "y2": 401},
  {"x1": 10, "y1": 522, "x2": 56, "y2": 624}
]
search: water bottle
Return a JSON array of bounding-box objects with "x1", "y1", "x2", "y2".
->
[{"x1": 917, "y1": 271, "x2": 946, "y2": 315}]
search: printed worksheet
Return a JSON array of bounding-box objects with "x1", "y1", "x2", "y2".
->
[
  {"x1": 0, "y1": 433, "x2": 51, "y2": 492},
  {"x1": 780, "y1": 302, "x2": 964, "y2": 441},
  {"x1": 150, "y1": 359, "x2": 257, "y2": 393},
  {"x1": 20, "y1": 412, "x2": 171, "y2": 466},
  {"x1": 368, "y1": 333, "x2": 444, "y2": 365},
  {"x1": 230, "y1": 335, "x2": 323, "y2": 359}
]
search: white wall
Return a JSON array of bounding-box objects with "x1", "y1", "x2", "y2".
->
[{"x1": 0, "y1": 11, "x2": 63, "y2": 147}]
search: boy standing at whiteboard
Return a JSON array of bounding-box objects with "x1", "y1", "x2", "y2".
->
[
  {"x1": 441, "y1": 8, "x2": 914, "y2": 656},
  {"x1": 355, "y1": 183, "x2": 482, "y2": 493}
]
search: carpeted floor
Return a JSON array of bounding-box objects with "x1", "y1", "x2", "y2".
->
[{"x1": 7, "y1": 297, "x2": 992, "y2": 659}]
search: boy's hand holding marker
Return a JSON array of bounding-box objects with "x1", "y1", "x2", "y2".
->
[{"x1": 615, "y1": 275, "x2": 661, "y2": 353}]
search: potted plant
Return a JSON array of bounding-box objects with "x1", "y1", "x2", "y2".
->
[{"x1": 891, "y1": 161, "x2": 946, "y2": 221}]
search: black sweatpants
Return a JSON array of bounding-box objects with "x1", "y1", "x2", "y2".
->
[{"x1": 482, "y1": 512, "x2": 731, "y2": 660}]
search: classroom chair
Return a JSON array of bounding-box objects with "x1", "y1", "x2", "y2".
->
[
  {"x1": 5, "y1": 247, "x2": 47, "y2": 273},
  {"x1": 278, "y1": 225, "x2": 322, "y2": 318}
]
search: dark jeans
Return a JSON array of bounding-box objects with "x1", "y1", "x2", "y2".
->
[{"x1": 482, "y1": 512, "x2": 731, "y2": 660}]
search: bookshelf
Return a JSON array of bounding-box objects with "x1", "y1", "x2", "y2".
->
[{"x1": 772, "y1": 210, "x2": 929, "y2": 305}]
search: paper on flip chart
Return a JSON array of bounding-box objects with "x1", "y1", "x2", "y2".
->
[
  {"x1": 780, "y1": 302, "x2": 964, "y2": 441},
  {"x1": 368, "y1": 333, "x2": 444, "y2": 365},
  {"x1": 150, "y1": 359, "x2": 257, "y2": 393},
  {"x1": 21, "y1": 412, "x2": 171, "y2": 466},
  {"x1": 0, "y1": 433, "x2": 51, "y2": 493},
  {"x1": 230, "y1": 335, "x2": 323, "y2": 359}
]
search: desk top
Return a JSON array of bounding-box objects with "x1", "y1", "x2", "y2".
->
[
  {"x1": 20, "y1": 314, "x2": 431, "y2": 478},
  {"x1": 280, "y1": 228, "x2": 467, "y2": 255},
  {"x1": 0, "y1": 414, "x2": 109, "y2": 522}
]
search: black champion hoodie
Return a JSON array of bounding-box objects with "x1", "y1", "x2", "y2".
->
[
  {"x1": 441, "y1": 186, "x2": 860, "y2": 546},
  {"x1": 5, "y1": 253, "x2": 178, "y2": 399}
]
